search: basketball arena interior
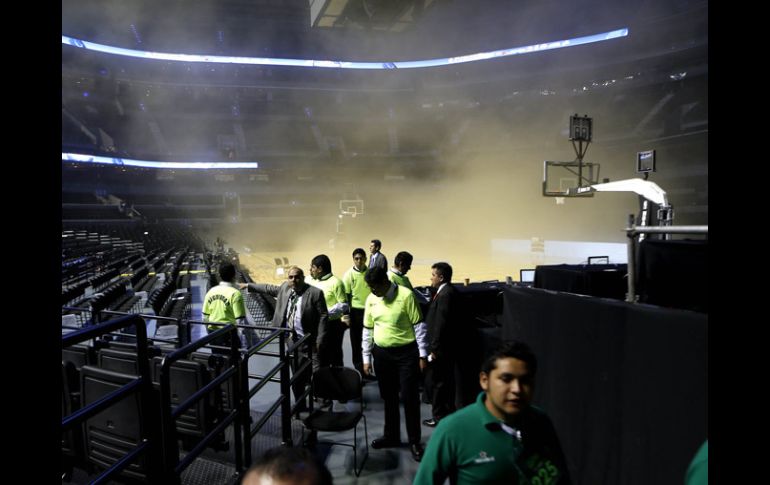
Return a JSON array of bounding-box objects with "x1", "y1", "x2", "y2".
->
[{"x1": 61, "y1": 1, "x2": 708, "y2": 483}]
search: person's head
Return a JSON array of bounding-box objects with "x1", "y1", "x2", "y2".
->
[
  {"x1": 430, "y1": 262, "x2": 453, "y2": 287},
  {"x1": 364, "y1": 266, "x2": 391, "y2": 297},
  {"x1": 352, "y1": 248, "x2": 367, "y2": 270},
  {"x1": 241, "y1": 446, "x2": 332, "y2": 485},
  {"x1": 393, "y1": 251, "x2": 413, "y2": 274},
  {"x1": 286, "y1": 266, "x2": 306, "y2": 291},
  {"x1": 310, "y1": 254, "x2": 332, "y2": 279},
  {"x1": 479, "y1": 340, "x2": 537, "y2": 424},
  {"x1": 219, "y1": 262, "x2": 237, "y2": 283},
  {"x1": 369, "y1": 239, "x2": 382, "y2": 255}
]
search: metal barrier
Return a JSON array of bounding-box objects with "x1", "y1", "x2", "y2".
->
[
  {"x1": 61, "y1": 307, "x2": 190, "y2": 346},
  {"x1": 157, "y1": 324, "x2": 243, "y2": 485},
  {"x1": 61, "y1": 314, "x2": 162, "y2": 484},
  {"x1": 239, "y1": 327, "x2": 315, "y2": 466},
  {"x1": 62, "y1": 308, "x2": 311, "y2": 482},
  {"x1": 624, "y1": 219, "x2": 708, "y2": 303}
]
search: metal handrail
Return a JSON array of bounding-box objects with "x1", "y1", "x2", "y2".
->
[
  {"x1": 625, "y1": 221, "x2": 708, "y2": 303},
  {"x1": 61, "y1": 314, "x2": 161, "y2": 483}
]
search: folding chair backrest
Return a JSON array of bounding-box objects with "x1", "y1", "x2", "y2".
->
[{"x1": 312, "y1": 367, "x2": 362, "y2": 402}]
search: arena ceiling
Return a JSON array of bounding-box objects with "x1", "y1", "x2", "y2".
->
[{"x1": 62, "y1": 1, "x2": 707, "y2": 199}]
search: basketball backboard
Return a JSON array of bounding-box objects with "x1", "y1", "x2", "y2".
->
[
  {"x1": 339, "y1": 199, "x2": 364, "y2": 217},
  {"x1": 542, "y1": 160, "x2": 600, "y2": 197}
]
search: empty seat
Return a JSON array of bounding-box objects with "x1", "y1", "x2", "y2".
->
[
  {"x1": 62, "y1": 362, "x2": 85, "y2": 476},
  {"x1": 303, "y1": 366, "x2": 369, "y2": 476},
  {"x1": 150, "y1": 356, "x2": 215, "y2": 439},
  {"x1": 80, "y1": 365, "x2": 154, "y2": 481}
]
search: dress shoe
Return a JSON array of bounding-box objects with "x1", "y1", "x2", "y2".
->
[
  {"x1": 371, "y1": 437, "x2": 400, "y2": 449},
  {"x1": 410, "y1": 443, "x2": 424, "y2": 462},
  {"x1": 422, "y1": 418, "x2": 439, "y2": 427}
]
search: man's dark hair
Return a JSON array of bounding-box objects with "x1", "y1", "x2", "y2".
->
[
  {"x1": 219, "y1": 262, "x2": 237, "y2": 282},
  {"x1": 394, "y1": 251, "x2": 413, "y2": 267},
  {"x1": 481, "y1": 340, "x2": 538, "y2": 377},
  {"x1": 371, "y1": 239, "x2": 382, "y2": 249},
  {"x1": 431, "y1": 262, "x2": 453, "y2": 283},
  {"x1": 365, "y1": 266, "x2": 389, "y2": 286},
  {"x1": 243, "y1": 446, "x2": 332, "y2": 485},
  {"x1": 352, "y1": 247, "x2": 366, "y2": 258},
  {"x1": 311, "y1": 254, "x2": 332, "y2": 275}
]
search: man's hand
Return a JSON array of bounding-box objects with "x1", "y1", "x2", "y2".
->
[
  {"x1": 419, "y1": 357, "x2": 427, "y2": 371},
  {"x1": 341, "y1": 314, "x2": 351, "y2": 326},
  {"x1": 363, "y1": 363, "x2": 371, "y2": 376},
  {"x1": 238, "y1": 283, "x2": 248, "y2": 290}
]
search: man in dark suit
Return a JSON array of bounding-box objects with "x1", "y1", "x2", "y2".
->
[
  {"x1": 423, "y1": 262, "x2": 460, "y2": 427},
  {"x1": 241, "y1": 266, "x2": 328, "y2": 410},
  {"x1": 368, "y1": 239, "x2": 388, "y2": 271}
]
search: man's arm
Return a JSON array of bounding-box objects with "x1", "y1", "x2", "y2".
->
[
  {"x1": 241, "y1": 282, "x2": 281, "y2": 297},
  {"x1": 312, "y1": 290, "x2": 329, "y2": 350},
  {"x1": 413, "y1": 424, "x2": 452, "y2": 485},
  {"x1": 429, "y1": 292, "x2": 453, "y2": 358},
  {"x1": 233, "y1": 291, "x2": 248, "y2": 336},
  {"x1": 361, "y1": 301, "x2": 374, "y2": 375},
  {"x1": 326, "y1": 280, "x2": 350, "y2": 319},
  {"x1": 405, "y1": 292, "x2": 428, "y2": 361}
]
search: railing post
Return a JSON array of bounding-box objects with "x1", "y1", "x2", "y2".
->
[
  {"x1": 178, "y1": 317, "x2": 190, "y2": 347},
  {"x1": 230, "y1": 329, "x2": 244, "y2": 474},
  {"x1": 279, "y1": 331, "x2": 293, "y2": 446},
  {"x1": 240, "y1": 348, "x2": 252, "y2": 468},
  {"x1": 626, "y1": 214, "x2": 637, "y2": 303}
]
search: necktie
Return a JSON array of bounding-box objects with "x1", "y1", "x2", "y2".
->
[{"x1": 286, "y1": 290, "x2": 298, "y2": 330}]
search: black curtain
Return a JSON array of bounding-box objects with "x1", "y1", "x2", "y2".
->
[{"x1": 501, "y1": 286, "x2": 707, "y2": 485}]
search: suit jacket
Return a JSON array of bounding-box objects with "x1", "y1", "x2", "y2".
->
[
  {"x1": 369, "y1": 252, "x2": 388, "y2": 271},
  {"x1": 246, "y1": 282, "x2": 329, "y2": 347},
  {"x1": 425, "y1": 283, "x2": 460, "y2": 358}
]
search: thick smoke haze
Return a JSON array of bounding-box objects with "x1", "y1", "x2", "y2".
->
[{"x1": 225, "y1": 125, "x2": 639, "y2": 285}]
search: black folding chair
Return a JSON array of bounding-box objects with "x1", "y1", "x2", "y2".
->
[{"x1": 302, "y1": 366, "x2": 368, "y2": 476}]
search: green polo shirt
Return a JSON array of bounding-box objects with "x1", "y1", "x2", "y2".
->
[
  {"x1": 342, "y1": 265, "x2": 370, "y2": 309},
  {"x1": 202, "y1": 282, "x2": 245, "y2": 331},
  {"x1": 308, "y1": 273, "x2": 347, "y2": 320},
  {"x1": 685, "y1": 441, "x2": 708, "y2": 485},
  {"x1": 363, "y1": 283, "x2": 422, "y2": 348},
  {"x1": 415, "y1": 392, "x2": 570, "y2": 485},
  {"x1": 388, "y1": 269, "x2": 414, "y2": 289}
]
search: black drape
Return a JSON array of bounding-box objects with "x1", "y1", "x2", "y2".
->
[{"x1": 501, "y1": 286, "x2": 707, "y2": 485}]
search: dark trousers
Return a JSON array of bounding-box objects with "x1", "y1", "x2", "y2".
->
[
  {"x1": 321, "y1": 318, "x2": 345, "y2": 367},
  {"x1": 208, "y1": 327, "x2": 237, "y2": 355},
  {"x1": 349, "y1": 308, "x2": 364, "y2": 373},
  {"x1": 373, "y1": 341, "x2": 421, "y2": 445},
  {"x1": 425, "y1": 356, "x2": 456, "y2": 420},
  {"x1": 290, "y1": 340, "x2": 319, "y2": 410}
]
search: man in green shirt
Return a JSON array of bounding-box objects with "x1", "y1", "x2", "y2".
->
[
  {"x1": 362, "y1": 266, "x2": 428, "y2": 462},
  {"x1": 341, "y1": 248, "x2": 371, "y2": 378},
  {"x1": 415, "y1": 341, "x2": 571, "y2": 485},
  {"x1": 685, "y1": 440, "x2": 707, "y2": 485},
  {"x1": 388, "y1": 251, "x2": 414, "y2": 289},
  {"x1": 202, "y1": 262, "x2": 246, "y2": 354},
  {"x1": 307, "y1": 254, "x2": 349, "y2": 367}
]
